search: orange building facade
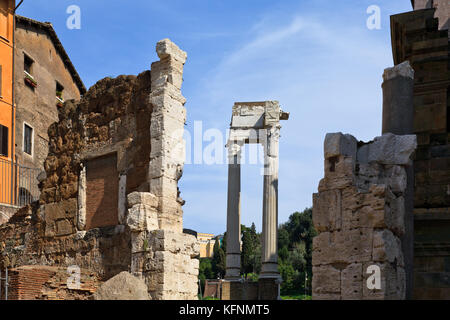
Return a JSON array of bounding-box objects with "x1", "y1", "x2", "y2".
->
[{"x1": 0, "y1": 0, "x2": 15, "y2": 204}]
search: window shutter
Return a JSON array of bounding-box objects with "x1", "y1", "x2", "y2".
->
[
  {"x1": 0, "y1": 65, "x2": 2, "y2": 97},
  {"x1": 0, "y1": 125, "x2": 8, "y2": 156}
]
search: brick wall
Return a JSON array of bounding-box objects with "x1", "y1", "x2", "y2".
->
[{"x1": 6, "y1": 266, "x2": 100, "y2": 300}]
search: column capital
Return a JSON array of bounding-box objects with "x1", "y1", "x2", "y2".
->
[{"x1": 226, "y1": 139, "x2": 244, "y2": 157}]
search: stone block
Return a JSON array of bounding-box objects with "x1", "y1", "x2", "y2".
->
[
  {"x1": 324, "y1": 133, "x2": 358, "y2": 160},
  {"x1": 372, "y1": 230, "x2": 404, "y2": 265},
  {"x1": 312, "y1": 189, "x2": 342, "y2": 232},
  {"x1": 156, "y1": 38, "x2": 187, "y2": 64},
  {"x1": 127, "y1": 192, "x2": 158, "y2": 208},
  {"x1": 362, "y1": 262, "x2": 405, "y2": 300},
  {"x1": 341, "y1": 263, "x2": 363, "y2": 300},
  {"x1": 367, "y1": 133, "x2": 417, "y2": 165},
  {"x1": 312, "y1": 265, "x2": 340, "y2": 297},
  {"x1": 126, "y1": 204, "x2": 159, "y2": 232}
]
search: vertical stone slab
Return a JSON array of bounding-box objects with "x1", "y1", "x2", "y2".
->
[
  {"x1": 148, "y1": 39, "x2": 187, "y2": 233},
  {"x1": 382, "y1": 61, "x2": 415, "y2": 299},
  {"x1": 225, "y1": 141, "x2": 242, "y2": 280}
]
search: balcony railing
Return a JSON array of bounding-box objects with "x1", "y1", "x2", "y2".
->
[{"x1": 0, "y1": 158, "x2": 40, "y2": 207}]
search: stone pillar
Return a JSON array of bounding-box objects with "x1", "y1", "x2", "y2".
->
[
  {"x1": 260, "y1": 126, "x2": 281, "y2": 279},
  {"x1": 382, "y1": 61, "x2": 415, "y2": 300},
  {"x1": 382, "y1": 61, "x2": 415, "y2": 135},
  {"x1": 148, "y1": 39, "x2": 187, "y2": 232},
  {"x1": 225, "y1": 140, "x2": 242, "y2": 280}
]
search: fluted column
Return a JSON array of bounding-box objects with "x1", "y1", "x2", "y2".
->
[
  {"x1": 225, "y1": 140, "x2": 243, "y2": 280},
  {"x1": 260, "y1": 126, "x2": 281, "y2": 279}
]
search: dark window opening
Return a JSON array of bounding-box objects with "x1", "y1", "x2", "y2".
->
[
  {"x1": 56, "y1": 81, "x2": 64, "y2": 100},
  {"x1": 328, "y1": 156, "x2": 339, "y2": 172},
  {"x1": 0, "y1": 124, "x2": 8, "y2": 157},
  {"x1": 24, "y1": 54, "x2": 33, "y2": 75},
  {"x1": 24, "y1": 124, "x2": 32, "y2": 155}
]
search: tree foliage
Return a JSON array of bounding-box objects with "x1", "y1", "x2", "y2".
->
[
  {"x1": 197, "y1": 208, "x2": 316, "y2": 297},
  {"x1": 278, "y1": 208, "x2": 316, "y2": 295}
]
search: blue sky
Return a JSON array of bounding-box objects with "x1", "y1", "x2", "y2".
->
[{"x1": 18, "y1": 0, "x2": 413, "y2": 235}]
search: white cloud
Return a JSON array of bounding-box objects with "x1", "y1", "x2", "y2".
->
[{"x1": 183, "y1": 8, "x2": 396, "y2": 233}]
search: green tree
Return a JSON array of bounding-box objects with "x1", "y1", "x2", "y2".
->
[
  {"x1": 277, "y1": 208, "x2": 316, "y2": 296},
  {"x1": 198, "y1": 258, "x2": 214, "y2": 291},
  {"x1": 241, "y1": 223, "x2": 259, "y2": 276},
  {"x1": 211, "y1": 238, "x2": 226, "y2": 278}
]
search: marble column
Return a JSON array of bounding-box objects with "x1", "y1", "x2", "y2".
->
[
  {"x1": 225, "y1": 140, "x2": 242, "y2": 280},
  {"x1": 260, "y1": 126, "x2": 281, "y2": 279}
]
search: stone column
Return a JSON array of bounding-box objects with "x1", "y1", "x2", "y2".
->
[
  {"x1": 225, "y1": 140, "x2": 242, "y2": 280},
  {"x1": 382, "y1": 60, "x2": 415, "y2": 135},
  {"x1": 260, "y1": 126, "x2": 281, "y2": 279},
  {"x1": 148, "y1": 39, "x2": 187, "y2": 232},
  {"x1": 382, "y1": 60, "x2": 415, "y2": 299}
]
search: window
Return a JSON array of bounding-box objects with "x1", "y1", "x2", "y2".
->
[
  {"x1": 24, "y1": 54, "x2": 37, "y2": 89},
  {"x1": 56, "y1": 81, "x2": 64, "y2": 99},
  {"x1": 23, "y1": 123, "x2": 33, "y2": 156},
  {"x1": 0, "y1": 3, "x2": 8, "y2": 39},
  {"x1": 24, "y1": 54, "x2": 33, "y2": 75},
  {"x1": 0, "y1": 124, "x2": 8, "y2": 157}
]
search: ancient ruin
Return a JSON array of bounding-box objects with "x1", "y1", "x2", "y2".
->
[
  {"x1": 312, "y1": 1, "x2": 450, "y2": 299},
  {"x1": 312, "y1": 132, "x2": 416, "y2": 299},
  {"x1": 0, "y1": 39, "x2": 199, "y2": 300},
  {"x1": 391, "y1": 3, "x2": 450, "y2": 299},
  {"x1": 223, "y1": 101, "x2": 289, "y2": 300}
]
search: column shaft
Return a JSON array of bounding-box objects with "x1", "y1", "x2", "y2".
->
[
  {"x1": 260, "y1": 127, "x2": 280, "y2": 279},
  {"x1": 225, "y1": 144, "x2": 241, "y2": 280}
]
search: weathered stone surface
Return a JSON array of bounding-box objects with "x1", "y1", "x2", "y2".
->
[
  {"x1": 149, "y1": 38, "x2": 188, "y2": 233},
  {"x1": 341, "y1": 263, "x2": 363, "y2": 300},
  {"x1": 366, "y1": 133, "x2": 417, "y2": 166},
  {"x1": 126, "y1": 204, "x2": 159, "y2": 232},
  {"x1": 312, "y1": 190, "x2": 341, "y2": 232},
  {"x1": 140, "y1": 230, "x2": 199, "y2": 300},
  {"x1": 0, "y1": 39, "x2": 198, "y2": 301},
  {"x1": 383, "y1": 61, "x2": 414, "y2": 81},
  {"x1": 312, "y1": 265, "x2": 340, "y2": 297},
  {"x1": 127, "y1": 192, "x2": 158, "y2": 208},
  {"x1": 43, "y1": 199, "x2": 77, "y2": 237},
  {"x1": 312, "y1": 132, "x2": 414, "y2": 300},
  {"x1": 93, "y1": 271, "x2": 150, "y2": 300},
  {"x1": 372, "y1": 229, "x2": 404, "y2": 265},
  {"x1": 324, "y1": 132, "x2": 358, "y2": 160}
]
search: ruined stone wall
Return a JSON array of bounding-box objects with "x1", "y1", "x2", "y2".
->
[
  {"x1": 312, "y1": 133, "x2": 416, "y2": 300},
  {"x1": 0, "y1": 39, "x2": 199, "y2": 299}
]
